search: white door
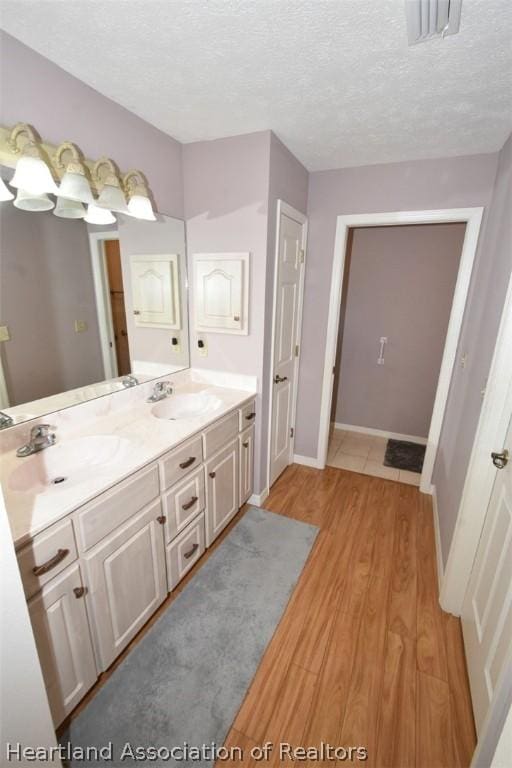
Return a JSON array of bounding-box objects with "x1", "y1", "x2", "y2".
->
[
  {"x1": 269, "y1": 204, "x2": 306, "y2": 486},
  {"x1": 28, "y1": 563, "x2": 97, "y2": 727},
  {"x1": 205, "y1": 440, "x2": 239, "y2": 546},
  {"x1": 83, "y1": 500, "x2": 167, "y2": 671},
  {"x1": 462, "y1": 416, "x2": 512, "y2": 733},
  {"x1": 130, "y1": 253, "x2": 180, "y2": 329}
]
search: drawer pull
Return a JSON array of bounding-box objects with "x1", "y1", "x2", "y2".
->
[
  {"x1": 184, "y1": 542, "x2": 199, "y2": 560},
  {"x1": 179, "y1": 456, "x2": 196, "y2": 470},
  {"x1": 245, "y1": 412, "x2": 256, "y2": 421},
  {"x1": 73, "y1": 586, "x2": 87, "y2": 599},
  {"x1": 242, "y1": 441, "x2": 249, "y2": 448},
  {"x1": 182, "y1": 496, "x2": 198, "y2": 511},
  {"x1": 209, "y1": 471, "x2": 216, "y2": 479},
  {"x1": 157, "y1": 515, "x2": 167, "y2": 525},
  {"x1": 32, "y1": 548, "x2": 69, "y2": 576}
]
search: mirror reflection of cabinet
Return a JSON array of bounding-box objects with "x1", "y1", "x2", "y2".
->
[
  {"x1": 130, "y1": 253, "x2": 181, "y2": 330},
  {"x1": 193, "y1": 253, "x2": 249, "y2": 335}
]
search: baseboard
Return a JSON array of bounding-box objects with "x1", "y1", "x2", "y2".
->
[
  {"x1": 333, "y1": 422, "x2": 428, "y2": 445},
  {"x1": 293, "y1": 454, "x2": 324, "y2": 469},
  {"x1": 248, "y1": 488, "x2": 269, "y2": 507},
  {"x1": 431, "y1": 484, "x2": 444, "y2": 594}
]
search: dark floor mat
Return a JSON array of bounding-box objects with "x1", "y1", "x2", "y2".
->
[{"x1": 384, "y1": 439, "x2": 426, "y2": 473}]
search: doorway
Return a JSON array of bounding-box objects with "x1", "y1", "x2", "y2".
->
[
  {"x1": 268, "y1": 201, "x2": 307, "y2": 488},
  {"x1": 318, "y1": 208, "x2": 484, "y2": 494},
  {"x1": 104, "y1": 240, "x2": 130, "y2": 377}
]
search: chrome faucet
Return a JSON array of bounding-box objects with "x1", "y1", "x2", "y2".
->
[
  {"x1": 147, "y1": 381, "x2": 173, "y2": 403},
  {"x1": 16, "y1": 424, "x2": 57, "y2": 457},
  {"x1": 0, "y1": 411, "x2": 13, "y2": 429},
  {"x1": 122, "y1": 375, "x2": 139, "y2": 388}
]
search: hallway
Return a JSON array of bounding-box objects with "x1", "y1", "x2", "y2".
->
[{"x1": 222, "y1": 465, "x2": 476, "y2": 767}]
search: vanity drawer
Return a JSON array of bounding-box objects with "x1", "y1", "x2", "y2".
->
[
  {"x1": 17, "y1": 517, "x2": 77, "y2": 600},
  {"x1": 162, "y1": 466, "x2": 206, "y2": 543},
  {"x1": 239, "y1": 400, "x2": 256, "y2": 431},
  {"x1": 159, "y1": 435, "x2": 203, "y2": 491},
  {"x1": 203, "y1": 411, "x2": 239, "y2": 459},
  {"x1": 166, "y1": 512, "x2": 205, "y2": 591},
  {"x1": 75, "y1": 464, "x2": 160, "y2": 552}
]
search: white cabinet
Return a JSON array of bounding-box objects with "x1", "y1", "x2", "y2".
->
[
  {"x1": 239, "y1": 426, "x2": 255, "y2": 505},
  {"x1": 130, "y1": 253, "x2": 181, "y2": 329},
  {"x1": 83, "y1": 500, "x2": 166, "y2": 671},
  {"x1": 28, "y1": 562, "x2": 97, "y2": 727},
  {"x1": 205, "y1": 439, "x2": 240, "y2": 547},
  {"x1": 193, "y1": 253, "x2": 249, "y2": 334},
  {"x1": 166, "y1": 512, "x2": 206, "y2": 591}
]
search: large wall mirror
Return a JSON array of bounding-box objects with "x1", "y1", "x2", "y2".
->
[{"x1": 0, "y1": 187, "x2": 190, "y2": 427}]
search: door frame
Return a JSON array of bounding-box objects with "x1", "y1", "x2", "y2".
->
[
  {"x1": 267, "y1": 200, "x2": 308, "y2": 489},
  {"x1": 317, "y1": 207, "x2": 484, "y2": 494},
  {"x1": 88, "y1": 231, "x2": 120, "y2": 380},
  {"x1": 442, "y1": 267, "x2": 512, "y2": 615}
]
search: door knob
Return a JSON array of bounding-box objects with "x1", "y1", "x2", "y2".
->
[
  {"x1": 491, "y1": 449, "x2": 509, "y2": 469},
  {"x1": 274, "y1": 375, "x2": 288, "y2": 384}
]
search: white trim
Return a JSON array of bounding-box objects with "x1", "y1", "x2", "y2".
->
[
  {"x1": 267, "y1": 200, "x2": 308, "y2": 489},
  {"x1": 441, "y1": 269, "x2": 512, "y2": 615},
  {"x1": 317, "y1": 208, "x2": 484, "y2": 498},
  {"x1": 293, "y1": 453, "x2": 324, "y2": 469},
  {"x1": 248, "y1": 488, "x2": 269, "y2": 507},
  {"x1": 0, "y1": 354, "x2": 10, "y2": 409},
  {"x1": 333, "y1": 422, "x2": 428, "y2": 445},
  {"x1": 88, "y1": 231, "x2": 119, "y2": 379},
  {"x1": 430, "y1": 484, "x2": 444, "y2": 594}
]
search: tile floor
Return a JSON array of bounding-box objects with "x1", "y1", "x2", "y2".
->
[{"x1": 326, "y1": 427, "x2": 421, "y2": 485}]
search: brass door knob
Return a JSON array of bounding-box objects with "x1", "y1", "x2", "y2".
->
[{"x1": 491, "y1": 449, "x2": 509, "y2": 469}]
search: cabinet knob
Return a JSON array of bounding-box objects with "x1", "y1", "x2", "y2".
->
[
  {"x1": 157, "y1": 515, "x2": 166, "y2": 525},
  {"x1": 245, "y1": 412, "x2": 256, "y2": 421},
  {"x1": 243, "y1": 441, "x2": 249, "y2": 448},
  {"x1": 73, "y1": 586, "x2": 87, "y2": 599},
  {"x1": 209, "y1": 471, "x2": 216, "y2": 479}
]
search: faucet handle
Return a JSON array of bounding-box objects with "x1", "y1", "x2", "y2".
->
[{"x1": 30, "y1": 424, "x2": 57, "y2": 439}]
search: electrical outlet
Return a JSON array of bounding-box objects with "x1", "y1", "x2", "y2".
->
[
  {"x1": 197, "y1": 336, "x2": 208, "y2": 357},
  {"x1": 74, "y1": 320, "x2": 88, "y2": 333},
  {"x1": 0, "y1": 325, "x2": 10, "y2": 342}
]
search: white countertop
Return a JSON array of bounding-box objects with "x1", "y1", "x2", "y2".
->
[{"x1": 1, "y1": 371, "x2": 256, "y2": 549}]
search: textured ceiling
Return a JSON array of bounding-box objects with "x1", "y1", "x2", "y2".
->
[{"x1": 1, "y1": 0, "x2": 511, "y2": 170}]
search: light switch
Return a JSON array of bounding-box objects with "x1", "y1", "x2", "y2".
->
[
  {"x1": 0, "y1": 325, "x2": 10, "y2": 342},
  {"x1": 171, "y1": 335, "x2": 181, "y2": 353},
  {"x1": 197, "y1": 335, "x2": 208, "y2": 357},
  {"x1": 74, "y1": 320, "x2": 88, "y2": 333}
]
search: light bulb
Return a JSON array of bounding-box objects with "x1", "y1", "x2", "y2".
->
[
  {"x1": 84, "y1": 204, "x2": 116, "y2": 225},
  {"x1": 10, "y1": 155, "x2": 59, "y2": 196},
  {"x1": 13, "y1": 189, "x2": 55, "y2": 212},
  {"x1": 54, "y1": 197, "x2": 86, "y2": 219},
  {"x1": 127, "y1": 194, "x2": 156, "y2": 221},
  {"x1": 96, "y1": 183, "x2": 129, "y2": 214},
  {"x1": 58, "y1": 171, "x2": 94, "y2": 205}
]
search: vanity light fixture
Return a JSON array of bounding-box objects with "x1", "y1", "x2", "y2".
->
[
  {"x1": 55, "y1": 141, "x2": 94, "y2": 204},
  {"x1": 93, "y1": 157, "x2": 129, "y2": 214},
  {"x1": 9, "y1": 123, "x2": 59, "y2": 196},
  {"x1": 0, "y1": 176, "x2": 14, "y2": 201},
  {"x1": 54, "y1": 196, "x2": 86, "y2": 219},
  {"x1": 123, "y1": 170, "x2": 156, "y2": 221},
  {"x1": 84, "y1": 203, "x2": 116, "y2": 225}
]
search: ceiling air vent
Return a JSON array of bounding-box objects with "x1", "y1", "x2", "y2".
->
[{"x1": 405, "y1": 0, "x2": 462, "y2": 44}]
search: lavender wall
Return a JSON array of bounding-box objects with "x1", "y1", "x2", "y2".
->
[
  {"x1": 183, "y1": 131, "x2": 271, "y2": 492},
  {"x1": 0, "y1": 32, "x2": 183, "y2": 218},
  {"x1": 297, "y1": 151, "x2": 499, "y2": 462},
  {"x1": 334, "y1": 223, "x2": 465, "y2": 437},
  {"x1": 433, "y1": 133, "x2": 512, "y2": 565},
  {"x1": 0, "y1": 206, "x2": 104, "y2": 404}
]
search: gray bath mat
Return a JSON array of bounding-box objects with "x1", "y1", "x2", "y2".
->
[
  {"x1": 61, "y1": 507, "x2": 318, "y2": 766},
  {"x1": 384, "y1": 438, "x2": 426, "y2": 473}
]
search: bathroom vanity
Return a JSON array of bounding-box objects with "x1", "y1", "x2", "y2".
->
[{"x1": 3, "y1": 376, "x2": 256, "y2": 727}]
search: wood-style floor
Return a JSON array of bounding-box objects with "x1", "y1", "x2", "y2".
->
[
  {"x1": 61, "y1": 463, "x2": 476, "y2": 767},
  {"x1": 220, "y1": 464, "x2": 477, "y2": 768}
]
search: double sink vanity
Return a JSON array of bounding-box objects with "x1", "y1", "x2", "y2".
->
[{"x1": 1, "y1": 371, "x2": 256, "y2": 728}]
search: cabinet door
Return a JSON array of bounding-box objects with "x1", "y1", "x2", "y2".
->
[
  {"x1": 83, "y1": 500, "x2": 166, "y2": 671},
  {"x1": 28, "y1": 562, "x2": 97, "y2": 727},
  {"x1": 194, "y1": 253, "x2": 249, "y2": 334},
  {"x1": 239, "y1": 426, "x2": 255, "y2": 505},
  {"x1": 130, "y1": 253, "x2": 181, "y2": 329},
  {"x1": 205, "y1": 440, "x2": 239, "y2": 547}
]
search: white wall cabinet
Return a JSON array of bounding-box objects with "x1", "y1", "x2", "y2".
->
[
  {"x1": 83, "y1": 500, "x2": 167, "y2": 671},
  {"x1": 130, "y1": 253, "x2": 181, "y2": 329},
  {"x1": 194, "y1": 253, "x2": 249, "y2": 334},
  {"x1": 205, "y1": 439, "x2": 240, "y2": 547},
  {"x1": 28, "y1": 563, "x2": 97, "y2": 727}
]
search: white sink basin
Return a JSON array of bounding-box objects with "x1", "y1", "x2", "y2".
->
[
  {"x1": 151, "y1": 393, "x2": 222, "y2": 421},
  {"x1": 9, "y1": 435, "x2": 134, "y2": 494}
]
